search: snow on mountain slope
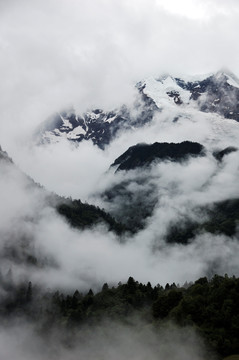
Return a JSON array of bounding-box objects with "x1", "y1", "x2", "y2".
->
[
  {"x1": 39, "y1": 99, "x2": 156, "y2": 149},
  {"x1": 37, "y1": 70, "x2": 239, "y2": 149},
  {"x1": 141, "y1": 70, "x2": 239, "y2": 117},
  {"x1": 141, "y1": 75, "x2": 192, "y2": 108},
  {"x1": 17, "y1": 69, "x2": 239, "y2": 203},
  {"x1": 2, "y1": 71, "x2": 239, "y2": 291}
]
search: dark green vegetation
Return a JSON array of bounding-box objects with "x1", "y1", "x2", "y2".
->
[
  {"x1": 1, "y1": 145, "x2": 239, "y2": 358},
  {"x1": 101, "y1": 177, "x2": 158, "y2": 232},
  {"x1": 223, "y1": 356, "x2": 239, "y2": 360},
  {"x1": 105, "y1": 141, "x2": 239, "y2": 238},
  {"x1": 111, "y1": 141, "x2": 205, "y2": 171},
  {"x1": 1, "y1": 274, "x2": 239, "y2": 359},
  {"x1": 167, "y1": 198, "x2": 239, "y2": 244},
  {"x1": 101, "y1": 183, "x2": 239, "y2": 240},
  {"x1": 57, "y1": 199, "x2": 128, "y2": 235},
  {"x1": 203, "y1": 199, "x2": 239, "y2": 237},
  {"x1": 0, "y1": 146, "x2": 128, "y2": 237}
]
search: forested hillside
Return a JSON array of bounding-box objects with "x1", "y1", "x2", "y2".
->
[{"x1": 0, "y1": 274, "x2": 238, "y2": 359}]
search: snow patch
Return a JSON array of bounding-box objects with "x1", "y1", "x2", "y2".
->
[
  {"x1": 175, "y1": 72, "x2": 213, "y2": 83},
  {"x1": 60, "y1": 116, "x2": 73, "y2": 130},
  {"x1": 143, "y1": 76, "x2": 191, "y2": 109},
  {"x1": 104, "y1": 115, "x2": 117, "y2": 124},
  {"x1": 67, "y1": 126, "x2": 86, "y2": 139},
  {"x1": 86, "y1": 112, "x2": 101, "y2": 120},
  {"x1": 226, "y1": 75, "x2": 239, "y2": 89}
]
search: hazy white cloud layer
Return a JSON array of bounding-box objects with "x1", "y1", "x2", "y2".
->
[
  {"x1": 1, "y1": 148, "x2": 239, "y2": 293},
  {"x1": 0, "y1": 320, "x2": 209, "y2": 360},
  {"x1": 13, "y1": 107, "x2": 239, "y2": 201},
  {"x1": 1, "y1": 1, "x2": 239, "y2": 359},
  {"x1": 156, "y1": 0, "x2": 239, "y2": 19},
  {"x1": 0, "y1": 0, "x2": 239, "y2": 288},
  {"x1": 1, "y1": 0, "x2": 239, "y2": 153}
]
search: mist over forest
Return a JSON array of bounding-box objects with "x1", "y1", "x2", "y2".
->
[{"x1": 1, "y1": 0, "x2": 239, "y2": 359}]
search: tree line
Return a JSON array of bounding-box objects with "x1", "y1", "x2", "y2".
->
[{"x1": 0, "y1": 274, "x2": 238, "y2": 358}]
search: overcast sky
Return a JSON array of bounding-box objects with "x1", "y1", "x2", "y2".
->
[
  {"x1": 1, "y1": 3, "x2": 239, "y2": 358},
  {"x1": 1, "y1": 0, "x2": 239, "y2": 154},
  {"x1": 1, "y1": 0, "x2": 239, "y2": 295}
]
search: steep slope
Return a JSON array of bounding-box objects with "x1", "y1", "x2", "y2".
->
[
  {"x1": 166, "y1": 197, "x2": 239, "y2": 244},
  {"x1": 0, "y1": 146, "x2": 125, "y2": 234},
  {"x1": 38, "y1": 70, "x2": 239, "y2": 148},
  {"x1": 0, "y1": 146, "x2": 127, "y2": 268},
  {"x1": 111, "y1": 141, "x2": 205, "y2": 172},
  {"x1": 0, "y1": 274, "x2": 238, "y2": 359},
  {"x1": 38, "y1": 93, "x2": 157, "y2": 149},
  {"x1": 56, "y1": 199, "x2": 128, "y2": 235},
  {"x1": 25, "y1": 69, "x2": 239, "y2": 243},
  {"x1": 97, "y1": 142, "x2": 239, "y2": 237},
  {"x1": 0, "y1": 145, "x2": 13, "y2": 163},
  {"x1": 141, "y1": 70, "x2": 239, "y2": 121},
  {"x1": 100, "y1": 141, "x2": 206, "y2": 230}
]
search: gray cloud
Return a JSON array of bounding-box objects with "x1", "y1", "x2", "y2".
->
[
  {"x1": 1, "y1": 1, "x2": 239, "y2": 358},
  {"x1": 1, "y1": 142, "x2": 239, "y2": 293},
  {"x1": 0, "y1": 319, "x2": 209, "y2": 360},
  {"x1": 1, "y1": 0, "x2": 239, "y2": 155}
]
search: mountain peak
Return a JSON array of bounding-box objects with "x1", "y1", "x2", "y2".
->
[
  {"x1": 37, "y1": 69, "x2": 239, "y2": 148},
  {"x1": 214, "y1": 68, "x2": 239, "y2": 87},
  {"x1": 111, "y1": 141, "x2": 205, "y2": 172}
]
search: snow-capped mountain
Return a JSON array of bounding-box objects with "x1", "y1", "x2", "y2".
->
[
  {"x1": 139, "y1": 70, "x2": 239, "y2": 121},
  {"x1": 38, "y1": 70, "x2": 239, "y2": 148},
  {"x1": 38, "y1": 93, "x2": 156, "y2": 149}
]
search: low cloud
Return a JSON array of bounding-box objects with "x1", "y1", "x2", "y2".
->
[
  {"x1": 0, "y1": 1, "x2": 239, "y2": 358},
  {"x1": 1, "y1": 0, "x2": 239, "y2": 155},
  {"x1": 0, "y1": 318, "x2": 210, "y2": 360},
  {"x1": 1, "y1": 144, "x2": 239, "y2": 293}
]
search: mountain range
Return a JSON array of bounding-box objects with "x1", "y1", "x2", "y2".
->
[
  {"x1": 38, "y1": 70, "x2": 239, "y2": 148},
  {"x1": 30, "y1": 69, "x2": 239, "y2": 241},
  {"x1": 1, "y1": 69, "x2": 239, "y2": 359}
]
